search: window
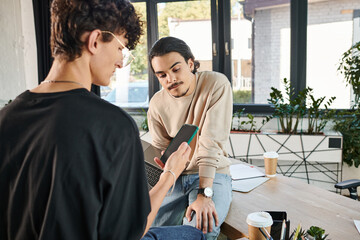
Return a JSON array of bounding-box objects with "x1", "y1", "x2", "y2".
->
[
  {"x1": 230, "y1": 1, "x2": 253, "y2": 104},
  {"x1": 157, "y1": 1, "x2": 213, "y2": 72},
  {"x1": 232, "y1": 0, "x2": 291, "y2": 107},
  {"x1": 96, "y1": 0, "x2": 359, "y2": 112},
  {"x1": 307, "y1": 2, "x2": 360, "y2": 109},
  {"x1": 100, "y1": 2, "x2": 149, "y2": 109}
]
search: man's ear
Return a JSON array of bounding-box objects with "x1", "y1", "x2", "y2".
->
[
  {"x1": 87, "y1": 30, "x2": 102, "y2": 55},
  {"x1": 187, "y1": 58, "x2": 195, "y2": 72}
]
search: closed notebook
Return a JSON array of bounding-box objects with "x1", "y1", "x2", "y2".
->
[{"x1": 230, "y1": 163, "x2": 265, "y2": 180}]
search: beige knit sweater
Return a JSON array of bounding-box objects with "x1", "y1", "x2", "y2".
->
[{"x1": 147, "y1": 71, "x2": 233, "y2": 179}]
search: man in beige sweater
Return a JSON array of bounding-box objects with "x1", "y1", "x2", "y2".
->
[{"x1": 147, "y1": 36, "x2": 233, "y2": 240}]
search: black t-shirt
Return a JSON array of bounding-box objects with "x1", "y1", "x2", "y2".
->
[{"x1": 0, "y1": 89, "x2": 150, "y2": 240}]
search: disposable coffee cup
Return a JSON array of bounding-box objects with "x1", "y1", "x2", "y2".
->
[
  {"x1": 263, "y1": 151, "x2": 279, "y2": 177},
  {"x1": 246, "y1": 212, "x2": 273, "y2": 240}
]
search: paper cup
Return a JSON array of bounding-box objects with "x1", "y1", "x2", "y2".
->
[
  {"x1": 246, "y1": 212, "x2": 273, "y2": 240},
  {"x1": 263, "y1": 151, "x2": 279, "y2": 177}
]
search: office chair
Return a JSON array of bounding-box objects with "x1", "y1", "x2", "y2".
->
[{"x1": 334, "y1": 179, "x2": 360, "y2": 200}]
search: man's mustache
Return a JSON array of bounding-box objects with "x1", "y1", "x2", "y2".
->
[{"x1": 168, "y1": 81, "x2": 184, "y2": 90}]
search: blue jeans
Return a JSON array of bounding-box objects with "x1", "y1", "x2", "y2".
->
[
  {"x1": 142, "y1": 225, "x2": 206, "y2": 240},
  {"x1": 152, "y1": 173, "x2": 232, "y2": 240}
]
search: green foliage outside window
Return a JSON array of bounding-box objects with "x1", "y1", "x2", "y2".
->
[
  {"x1": 233, "y1": 90, "x2": 251, "y2": 103},
  {"x1": 131, "y1": 3, "x2": 147, "y2": 79},
  {"x1": 158, "y1": 1, "x2": 211, "y2": 38}
]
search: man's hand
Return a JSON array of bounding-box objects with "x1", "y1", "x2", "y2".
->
[{"x1": 185, "y1": 194, "x2": 219, "y2": 234}]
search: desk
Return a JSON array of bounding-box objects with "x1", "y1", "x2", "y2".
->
[{"x1": 222, "y1": 174, "x2": 360, "y2": 240}]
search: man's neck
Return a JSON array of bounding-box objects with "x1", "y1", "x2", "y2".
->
[
  {"x1": 184, "y1": 73, "x2": 197, "y2": 97},
  {"x1": 31, "y1": 57, "x2": 92, "y2": 93}
]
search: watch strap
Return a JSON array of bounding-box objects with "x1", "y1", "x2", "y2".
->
[{"x1": 197, "y1": 187, "x2": 213, "y2": 198}]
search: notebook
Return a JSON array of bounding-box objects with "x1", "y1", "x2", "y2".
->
[
  {"x1": 230, "y1": 163, "x2": 269, "y2": 192},
  {"x1": 230, "y1": 163, "x2": 265, "y2": 180},
  {"x1": 141, "y1": 139, "x2": 163, "y2": 189}
]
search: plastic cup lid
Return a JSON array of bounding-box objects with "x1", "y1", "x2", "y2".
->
[
  {"x1": 263, "y1": 151, "x2": 279, "y2": 158},
  {"x1": 246, "y1": 212, "x2": 273, "y2": 227}
]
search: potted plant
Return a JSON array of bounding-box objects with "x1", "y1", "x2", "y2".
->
[
  {"x1": 290, "y1": 224, "x2": 329, "y2": 240},
  {"x1": 333, "y1": 109, "x2": 360, "y2": 167},
  {"x1": 337, "y1": 41, "x2": 360, "y2": 105},
  {"x1": 227, "y1": 78, "x2": 341, "y2": 185},
  {"x1": 267, "y1": 78, "x2": 308, "y2": 134},
  {"x1": 306, "y1": 226, "x2": 329, "y2": 240},
  {"x1": 266, "y1": 78, "x2": 336, "y2": 135},
  {"x1": 231, "y1": 108, "x2": 269, "y2": 133},
  {"x1": 332, "y1": 41, "x2": 360, "y2": 167},
  {"x1": 306, "y1": 90, "x2": 336, "y2": 135}
]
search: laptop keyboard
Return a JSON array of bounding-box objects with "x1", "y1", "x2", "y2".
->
[{"x1": 144, "y1": 162, "x2": 163, "y2": 189}]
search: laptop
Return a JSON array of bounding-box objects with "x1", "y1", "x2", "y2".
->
[{"x1": 141, "y1": 139, "x2": 163, "y2": 189}]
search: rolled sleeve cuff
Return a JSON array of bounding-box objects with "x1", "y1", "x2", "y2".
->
[{"x1": 199, "y1": 165, "x2": 217, "y2": 179}]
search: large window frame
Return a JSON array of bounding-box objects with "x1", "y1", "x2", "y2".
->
[
  {"x1": 131, "y1": 0, "x2": 233, "y2": 104},
  {"x1": 33, "y1": 0, "x2": 310, "y2": 114},
  {"x1": 129, "y1": 0, "x2": 308, "y2": 114}
]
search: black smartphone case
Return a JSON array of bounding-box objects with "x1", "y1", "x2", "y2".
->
[{"x1": 160, "y1": 124, "x2": 198, "y2": 164}]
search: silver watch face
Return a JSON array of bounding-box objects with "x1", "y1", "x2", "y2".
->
[{"x1": 204, "y1": 187, "x2": 213, "y2": 197}]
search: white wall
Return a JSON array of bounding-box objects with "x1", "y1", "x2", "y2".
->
[{"x1": 0, "y1": 0, "x2": 38, "y2": 105}]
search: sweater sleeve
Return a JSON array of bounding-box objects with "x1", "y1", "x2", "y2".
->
[
  {"x1": 196, "y1": 79, "x2": 233, "y2": 179},
  {"x1": 147, "y1": 102, "x2": 171, "y2": 151}
]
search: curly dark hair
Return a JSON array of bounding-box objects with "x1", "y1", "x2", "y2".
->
[
  {"x1": 50, "y1": 0, "x2": 143, "y2": 61},
  {"x1": 149, "y1": 37, "x2": 200, "y2": 74}
]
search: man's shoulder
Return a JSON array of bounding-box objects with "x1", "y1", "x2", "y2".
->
[
  {"x1": 57, "y1": 91, "x2": 138, "y2": 134},
  {"x1": 197, "y1": 71, "x2": 231, "y2": 88},
  {"x1": 148, "y1": 89, "x2": 167, "y2": 108},
  {"x1": 91, "y1": 97, "x2": 138, "y2": 131}
]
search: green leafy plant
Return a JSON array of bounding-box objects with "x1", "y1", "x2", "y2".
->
[
  {"x1": 231, "y1": 108, "x2": 245, "y2": 131},
  {"x1": 140, "y1": 108, "x2": 148, "y2": 131},
  {"x1": 231, "y1": 108, "x2": 270, "y2": 132},
  {"x1": 291, "y1": 224, "x2": 307, "y2": 240},
  {"x1": 268, "y1": 78, "x2": 308, "y2": 134},
  {"x1": 333, "y1": 41, "x2": 360, "y2": 167},
  {"x1": 268, "y1": 78, "x2": 336, "y2": 134},
  {"x1": 290, "y1": 225, "x2": 329, "y2": 240},
  {"x1": 242, "y1": 113, "x2": 257, "y2": 132},
  {"x1": 306, "y1": 91, "x2": 336, "y2": 134},
  {"x1": 333, "y1": 107, "x2": 360, "y2": 167},
  {"x1": 307, "y1": 226, "x2": 329, "y2": 240},
  {"x1": 338, "y1": 41, "x2": 360, "y2": 105}
]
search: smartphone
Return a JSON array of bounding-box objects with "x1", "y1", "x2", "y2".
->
[{"x1": 160, "y1": 124, "x2": 199, "y2": 164}]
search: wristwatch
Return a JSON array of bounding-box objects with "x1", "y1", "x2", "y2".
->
[{"x1": 198, "y1": 187, "x2": 214, "y2": 198}]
